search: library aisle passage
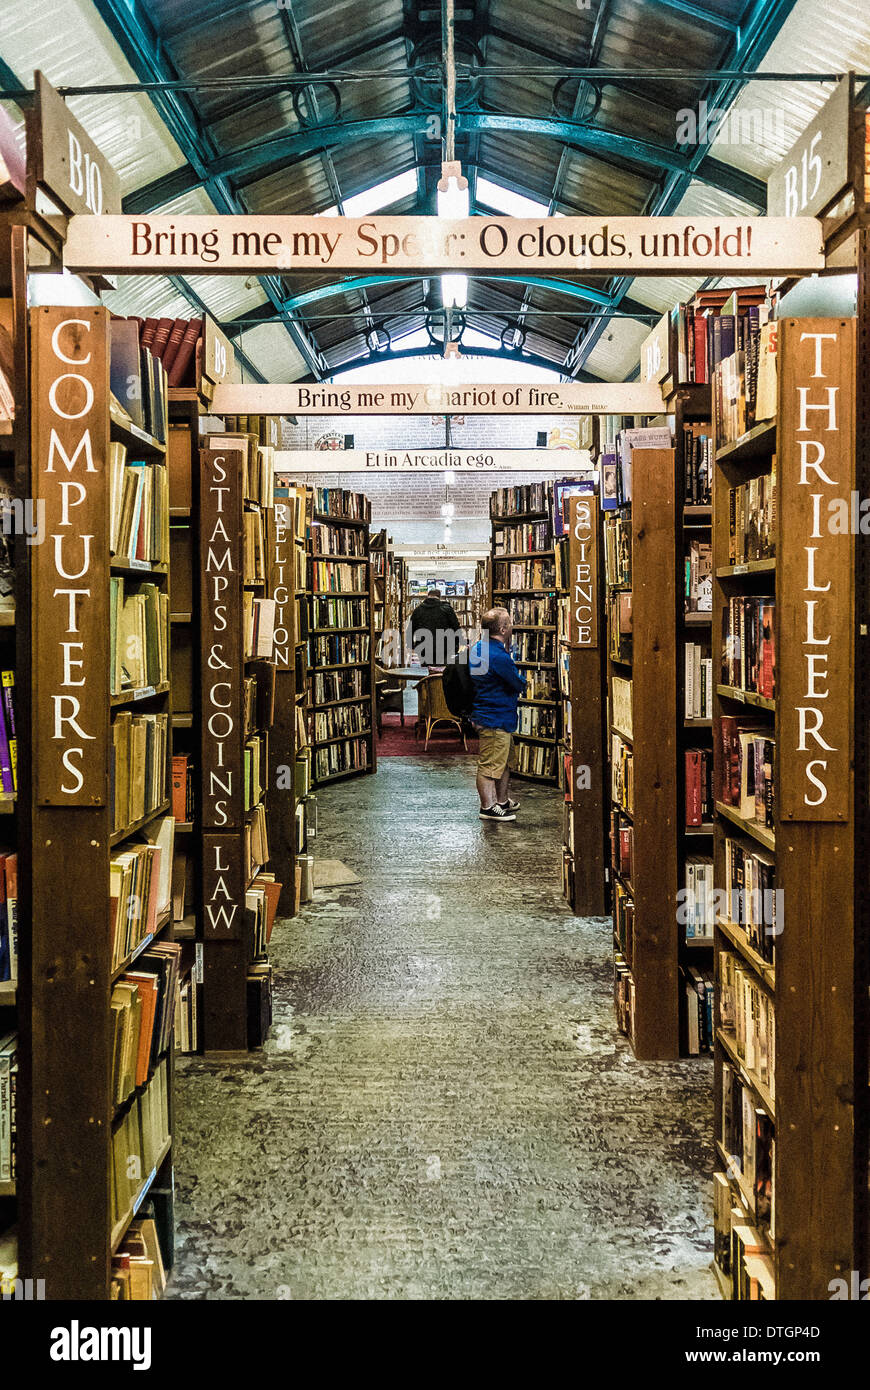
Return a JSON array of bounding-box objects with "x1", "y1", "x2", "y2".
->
[{"x1": 169, "y1": 756, "x2": 717, "y2": 1300}]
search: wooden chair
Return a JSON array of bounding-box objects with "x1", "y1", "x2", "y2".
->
[
  {"x1": 416, "y1": 673, "x2": 467, "y2": 750},
  {"x1": 375, "y1": 663, "x2": 405, "y2": 737}
]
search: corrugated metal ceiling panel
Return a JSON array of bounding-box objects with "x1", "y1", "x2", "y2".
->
[
  {"x1": 233, "y1": 321, "x2": 309, "y2": 383},
  {"x1": 709, "y1": 0, "x2": 870, "y2": 180},
  {"x1": 0, "y1": 0, "x2": 185, "y2": 191},
  {"x1": 583, "y1": 316, "x2": 650, "y2": 381}
]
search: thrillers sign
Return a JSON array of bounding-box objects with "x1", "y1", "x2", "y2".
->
[{"x1": 63, "y1": 214, "x2": 825, "y2": 276}]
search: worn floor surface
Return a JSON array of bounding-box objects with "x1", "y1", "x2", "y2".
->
[{"x1": 169, "y1": 756, "x2": 718, "y2": 1301}]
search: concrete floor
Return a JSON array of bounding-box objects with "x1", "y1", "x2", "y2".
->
[{"x1": 168, "y1": 755, "x2": 718, "y2": 1300}]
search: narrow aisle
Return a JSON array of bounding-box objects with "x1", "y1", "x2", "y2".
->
[{"x1": 170, "y1": 758, "x2": 717, "y2": 1300}]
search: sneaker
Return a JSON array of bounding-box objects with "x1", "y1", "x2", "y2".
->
[
  {"x1": 479, "y1": 804, "x2": 516, "y2": 821},
  {"x1": 500, "y1": 799, "x2": 520, "y2": 812}
]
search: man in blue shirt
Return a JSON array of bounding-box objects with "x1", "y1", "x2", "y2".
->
[{"x1": 469, "y1": 607, "x2": 527, "y2": 821}]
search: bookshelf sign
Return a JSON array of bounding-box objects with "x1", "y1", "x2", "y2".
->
[
  {"x1": 778, "y1": 317, "x2": 855, "y2": 821},
  {"x1": 568, "y1": 493, "x2": 599, "y2": 647},
  {"x1": 199, "y1": 447, "x2": 244, "y2": 828},
  {"x1": 27, "y1": 71, "x2": 121, "y2": 218},
  {"x1": 202, "y1": 834, "x2": 244, "y2": 940},
  {"x1": 270, "y1": 503, "x2": 292, "y2": 669},
  {"x1": 64, "y1": 215, "x2": 825, "y2": 276},
  {"x1": 640, "y1": 312, "x2": 671, "y2": 386},
  {"x1": 203, "y1": 313, "x2": 241, "y2": 387},
  {"x1": 276, "y1": 449, "x2": 590, "y2": 472},
  {"x1": 30, "y1": 306, "x2": 108, "y2": 806},
  {"x1": 767, "y1": 78, "x2": 853, "y2": 220},
  {"x1": 217, "y1": 382, "x2": 664, "y2": 416}
]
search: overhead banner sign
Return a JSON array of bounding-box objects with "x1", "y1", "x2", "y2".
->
[
  {"x1": 213, "y1": 380, "x2": 664, "y2": 416},
  {"x1": 275, "y1": 449, "x2": 594, "y2": 472},
  {"x1": 63, "y1": 214, "x2": 825, "y2": 276}
]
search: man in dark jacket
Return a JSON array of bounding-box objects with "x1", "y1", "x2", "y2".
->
[
  {"x1": 409, "y1": 588, "x2": 461, "y2": 667},
  {"x1": 469, "y1": 606, "x2": 526, "y2": 821}
]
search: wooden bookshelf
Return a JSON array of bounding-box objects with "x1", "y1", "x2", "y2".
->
[
  {"x1": 711, "y1": 317, "x2": 859, "y2": 1300},
  {"x1": 308, "y1": 493, "x2": 376, "y2": 787},
  {"x1": 557, "y1": 494, "x2": 606, "y2": 914},
  {"x1": 490, "y1": 483, "x2": 559, "y2": 784},
  {"x1": 22, "y1": 304, "x2": 176, "y2": 1297},
  {"x1": 197, "y1": 435, "x2": 280, "y2": 1053}
]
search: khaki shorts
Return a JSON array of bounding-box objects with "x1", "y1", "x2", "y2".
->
[{"x1": 476, "y1": 727, "x2": 516, "y2": 779}]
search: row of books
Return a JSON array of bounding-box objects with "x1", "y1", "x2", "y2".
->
[
  {"x1": 109, "y1": 816, "x2": 174, "y2": 972},
  {"x1": 607, "y1": 427, "x2": 672, "y2": 508},
  {"x1": 685, "y1": 643, "x2": 713, "y2": 720},
  {"x1": 718, "y1": 720, "x2": 775, "y2": 830},
  {"x1": 109, "y1": 319, "x2": 169, "y2": 444},
  {"x1": 244, "y1": 508, "x2": 268, "y2": 584},
  {"x1": 720, "y1": 1065, "x2": 775, "y2": 1237},
  {"x1": 506, "y1": 596, "x2": 556, "y2": 627},
  {"x1": 309, "y1": 704, "x2": 370, "y2": 743},
  {"x1": 608, "y1": 590, "x2": 632, "y2": 664},
  {"x1": 515, "y1": 741, "x2": 557, "y2": 779},
  {"x1": 684, "y1": 539, "x2": 712, "y2": 613},
  {"x1": 276, "y1": 485, "x2": 313, "y2": 542},
  {"x1": 313, "y1": 669, "x2": 368, "y2": 704},
  {"x1": 683, "y1": 856, "x2": 714, "y2": 939},
  {"x1": 311, "y1": 596, "x2": 369, "y2": 629},
  {"x1": 713, "y1": 325, "x2": 777, "y2": 448},
  {"x1": 112, "y1": 1215, "x2": 168, "y2": 1300},
  {"x1": 0, "y1": 852, "x2": 17, "y2": 984},
  {"x1": 722, "y1": 838, "x2": 777, "y2": 964},
  {"x1": 683, "y1": 965, "x2": 714, "y2": 1053},
  {"x1": 669, "y1": 285, "x2": 767, "y2": 387},
  {"x1": 720, "y1": 596, "x2": 775, "y2": 698},
  {"x1": 311, "y1": 560, "x2": 370, "y2": 595},
  {"x1": 714, "y1": 1189, "x2": 775, "y2": 1302},
  {"x1": 613, "y1": 951, "x2": 635, "y2": 1039},
  {"x1": 720, "y1": 950, "x2": 776, "y2": 1098},
  {"x1": 314, "y1": 488, "x2": 370, "y2": 522},
  {"x1": 0, "y1": 1031, "x2": 15, "y2": 1183},
  {"x1": 685, "y1": 746, "x2": 712, "y2": 826},
  {"x1": 314, "y1": 735, "x2": 369, "y2": 782},
  {"x1": 603, "y1": 514, "x2": 631, "y2": 587},
  {"x1": 611, "y1": 732, "x2": 633, "y2": 813},
  {"x1": 521, "y1": 669, "x2": 557, "y2": 701},
  {"x1": 171, "y1": 754, "x2": 195, "y2": 822},
  {"x1": 610, "y1": 810, "x2": 632, "y2": 885},
  {"x1": 109, "y1": 447, "x2": 170, "y2": 568},
  {"x1": 311, "y1": 633, "x2": 370, "y2": 666},
  {"x1": 244, "y1": 803, "x2": 271, "y2": 887},
  {"x1": 111, "y1": 711, "x2": 169, "y2": 835},
  {"x1": 244, "y1": 667, "x2": 275, "y2": 740},
  {"x1": 243, "y1": 593, "x2": 276, "y2": 660},
  {"x1": 110, "y1": 579, "x2": 169, "y2": 694},
  {"x1": 244, "y1": 733, "x2": 267, "y2": 812},
  {"x1": 614, "y1": 881, "x2": 634, "y2": 962},
  {"x1": 516, "y1": 705, "x2": 558, "y2": 739},
  {"x1": 0, "y1": 671, "x2": 15, "y2": 795},
  {"x1": 132, "y1": 314, "x2": 202, "y2": 389},
  {"x1": 174, "y1": 975, "x2": 199, "y2": 1055},
  {"x1": 681, "y1": 422, "x2": 712, "y2": 505},
  {"x1": 110, "y1": 1059, "x2": 170, "y2": 1235},
  {"x1": 311, "y1": 524, "x2": 367, "y2": 557},
  {"x1": 247, "y1": 871, "x2": 282, "y2": 962},
  {"x1": 206, "y1": 435, "x2": 274, "y2": 510},
  {"x1": 513, "y1": 631, "x2": 555, "y2": 665},
  {"x1": 492, "y1": 522, "x2": 551, "y2": 556},
  {"x1": 493, "y1": 559, "x2": 555, "y2": 592},
  {"x1": 490, "y1": 482, "x2": 552, "y2": 519},
  {"x1": 111, "y1": 942, "x2": 183, "y2": 1108},
  {"x1": 728, "y1": 467, "x2": 777, "y2": 566}
]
